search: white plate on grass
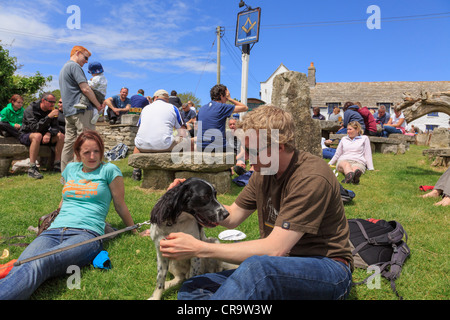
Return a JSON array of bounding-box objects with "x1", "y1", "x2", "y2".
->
[{"x1": 218, "y1": 230, "x2": 247, "y2": 241}]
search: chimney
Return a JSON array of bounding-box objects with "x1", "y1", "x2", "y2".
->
[{"x1": 308, "y1": 62, "x2": 316, "y2": 87}]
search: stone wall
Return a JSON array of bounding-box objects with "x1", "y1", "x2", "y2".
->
[
  {"x1": 309, "y1": 81, "x2": 450, "y2": 108},
  {"x1": 310, "y1": 81, "x2": 450, "y2": 132},
  {"x1": 96, "y1": 122, "x2": 138, "y2": 153}
]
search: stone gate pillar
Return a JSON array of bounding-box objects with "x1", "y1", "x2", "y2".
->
[{"x1": 271, "y1": 71, "x2": 322, "y2": 157}]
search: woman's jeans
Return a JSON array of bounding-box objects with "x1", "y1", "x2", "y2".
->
[
  {"x1": 0, "y1": 228, "x2": 102, "y2": 300},
  {"x1": 382, "y1": 125, "x2": 402, "y2": 135},
  {"x1": 178, "y1": 255, "x2": 353, "y2": 300},
  {"x1": 322, "y1": 148, "x2": 336, "y2": 159}
]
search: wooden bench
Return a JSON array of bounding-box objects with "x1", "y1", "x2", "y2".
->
[
  {"x1": 328, "y1": 133, "x2": 415, "y2": 154},
  {"x1": 128, "y1": 151, "x2": 235, "y2": 193},
  {"x1": 422, "y1": 148, "x2": 450, "y2": 167},
  {"x1": 0, "y1": 136, "x2": 54, "y2": 178}
]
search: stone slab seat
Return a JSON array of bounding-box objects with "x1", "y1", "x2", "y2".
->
[
  {"x1": 328, "y1": 134, "x2": 412, "y2": 154},
  {"x1": 387, "y1": 133, "x2": 416, "y2": 143},
  {"x1": 422, "y1": 148, "x2": 450, "y2": 167},
  {"x1": 128, "y1": 152, "x2": 236, "y2": 193},
  {"x1": 0, "y1": 136, "x2": 53, "y2": 178},
  {"x1": 320, "y1": 120, "x2": 342, "y2": 132},
  {"x1": 319, "y1": 120, "x2": 342, "y2": 139}
]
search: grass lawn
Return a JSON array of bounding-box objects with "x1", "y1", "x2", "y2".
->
[{"x1": 0, "y1": 144, "x2": 448, "y2": 300}]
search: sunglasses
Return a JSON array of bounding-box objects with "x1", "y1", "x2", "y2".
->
[
  {"x1": 78, "y1": 51, "x2": 89, "y2": 61},
  {"x1": 244, "y1": 144, "x2": 270, "y2": 158},
  {"x1": 45, "y1": 98, "x2": 56, "y2": 104}
]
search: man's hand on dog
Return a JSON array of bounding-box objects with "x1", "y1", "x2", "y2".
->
[
  {"x1": 167, "y1": 178, "x2": 186, "y2": 190},
  {"x1": 160, "y1": 232, "x2": 204, "y2": 260}
]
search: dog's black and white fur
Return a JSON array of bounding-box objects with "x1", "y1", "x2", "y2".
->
[{"x1": 148, "y1": 178, "x2": 234, "y2": 300}]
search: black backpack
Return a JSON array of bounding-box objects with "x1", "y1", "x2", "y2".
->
[{"x1": 348, "y1": 218, "x2": 411, "y2": 299}]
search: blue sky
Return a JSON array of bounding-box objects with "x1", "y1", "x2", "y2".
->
[{"x1": 0, "y1": 0, "x2": 449, "y2": 106}]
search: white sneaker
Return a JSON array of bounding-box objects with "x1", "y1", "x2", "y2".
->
[
  {"x1": 74, "y1": 103, "x2": 87, "y2": 109},
  {"x1": 91, "y1": 113, "x2": 100, "y2": 124}
]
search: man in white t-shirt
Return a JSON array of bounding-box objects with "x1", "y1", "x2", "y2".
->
[{"x1": 132, "y1": 89, "x2": 190, "y2": 180}]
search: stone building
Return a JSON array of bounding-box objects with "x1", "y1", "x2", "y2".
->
[{"x1": 260, "y1": 63, "x2": 450, "y2": 132}]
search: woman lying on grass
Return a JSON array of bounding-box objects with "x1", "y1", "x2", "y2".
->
[{"x1": 0, "y1": 130, "x2": 135, "y2": 300}]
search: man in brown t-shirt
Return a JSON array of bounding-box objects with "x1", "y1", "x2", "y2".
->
[{"x1": 160, "y1": 105, "x2": 353, "y2": 300}]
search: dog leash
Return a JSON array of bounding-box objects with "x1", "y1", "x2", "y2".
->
[
  {"x1": 0, "y1": 235, "x2": 30, "y2": 247},
  {"x1": 12, "y1": 220, "x2": 152, "y2": 267}
]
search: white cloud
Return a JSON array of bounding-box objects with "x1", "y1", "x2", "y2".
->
[
  {"x1": 171, "y1": 58, "x2": 217, "y2": 73},
  {"x1": 0, "y1": 0, "x2": 218, "y2": 74},
  {"x1": 0, "y1": 13, "x2": 57, "y2": 48},
  {"x1": 43, "y1": 76, "x2": 60, "y2": 92}
]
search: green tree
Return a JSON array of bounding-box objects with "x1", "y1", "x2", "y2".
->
[
  {"x1": 178, "y1": 92, "x2": 201, "y2": 108},
  {"x1": 0, "y1": 43, "x2": 52, "y2": 109},
  {"x1": 50, "y1": 89, "x2": 61, "y2": 102}
]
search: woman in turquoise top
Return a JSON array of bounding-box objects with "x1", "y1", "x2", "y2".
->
[
  {"x1": 0, "y1": 130, "x2": 136, "y2": 300},
  {"x1": 0, "y1": 94, "x2": 24, "y2": 138}
]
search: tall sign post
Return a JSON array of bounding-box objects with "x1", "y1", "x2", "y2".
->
[{"x1": 235, "y1": 6, "x2": 261, "y2": 115}]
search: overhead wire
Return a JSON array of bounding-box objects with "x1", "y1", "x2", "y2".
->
[
  {"x1": 0, "y1": 11, "x2": 448, "y2": 49},
  {"x1": 221, "y1": 31, "x2": 260, "y2": 92},
  {"x1": 224, "y1": 11, "x2": 450, "y2": 29},
  {"x1": 216, "y1": 11, "x2": 450, "y2": 99},
  {"x1": 194, "y1": 35, "x2": 216, "y2": 97}
]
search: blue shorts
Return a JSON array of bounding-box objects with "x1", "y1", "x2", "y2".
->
[{"x1": 19, "y1": 132, "x2": 57, "y2": 147}]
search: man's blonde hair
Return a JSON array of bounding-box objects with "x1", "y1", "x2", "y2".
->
[
  {"x1": 70, "y1": 45, "x2": 91, "y2": 58},
  {"x1": 239, "y1": 105, "x2": 296, "y2": 152}
]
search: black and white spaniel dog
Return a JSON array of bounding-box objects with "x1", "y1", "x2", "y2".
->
[{"x1": 148, "y1": 177, "x2": 234, "y2": 300}]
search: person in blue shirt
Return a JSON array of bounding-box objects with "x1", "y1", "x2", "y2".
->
[
  {"x1": 196, "y1": 84, "x2": 248, "y2": 152},
  {"x1": 336, "y1": 102, "x2": 365, "y2": 134},
  {"x1": 105, "y1": 87, "x2": 131, "y2": 124},
  {"x1": 130, "y1": 89, "x2": 150, "y2": 111},
  {"x1": 373, "y1": 105, "x2": 390, "y2": 126},
  {"x1": 180, "y1": 103, "x2": 197, "y2": 136}
]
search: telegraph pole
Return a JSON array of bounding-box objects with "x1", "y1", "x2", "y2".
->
[{"x1": 216, "y1": 26, "x2": 224, "y2": 85}]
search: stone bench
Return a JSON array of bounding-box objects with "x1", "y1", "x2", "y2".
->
[
  {"x1": 319, "y1": 120, "x2": 342, "y2": 139},
  {"x1": 128, "y1": 152, "x2": 235, "y2": 193},
  {"x1": 0, "y1": 136, "x2": 53, "y2": 178},
  {"x1": 329, "y1": 133, "x2": 415, "y2": 154},
  {"x1": 422, "y1": 148, "x2": 450, "y2": 167}
]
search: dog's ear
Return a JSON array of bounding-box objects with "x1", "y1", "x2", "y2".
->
[{"x1": 150, "y1": 182, "x2": 191, "y2": 225}]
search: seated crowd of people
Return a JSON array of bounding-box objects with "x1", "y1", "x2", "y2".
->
[
  {"x1": 312, "y1": 101, "x2": 419, "y2": 137},
  {"x1": 0, "y1": 83, "x2": 249, "y2": 181}
]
